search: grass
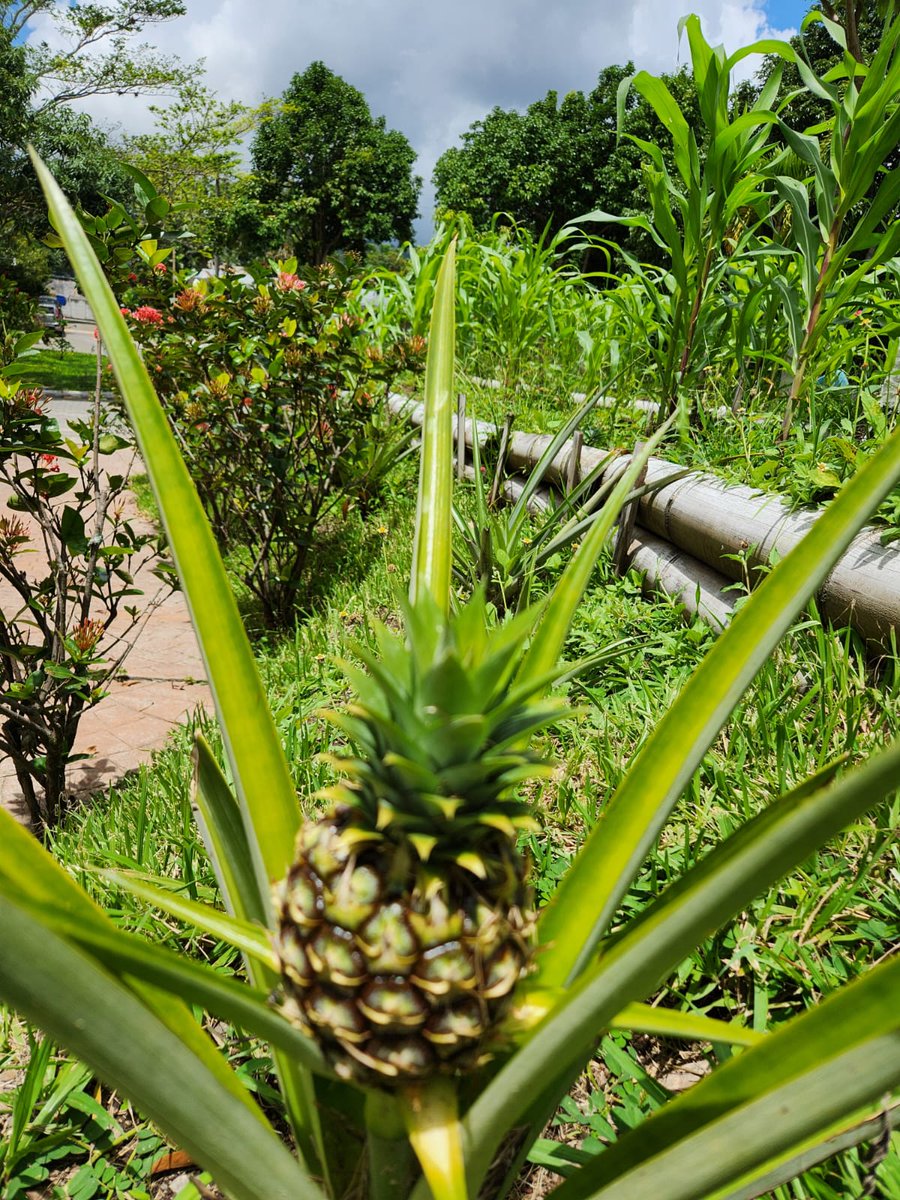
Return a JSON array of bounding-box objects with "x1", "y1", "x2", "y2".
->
[{"x1": 16, "y1": 348, "x2": 108, "y2": 392}]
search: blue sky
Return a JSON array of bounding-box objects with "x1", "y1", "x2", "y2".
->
[{"x1": 764, "y1": 0, "x2": 811, "y2": 26}]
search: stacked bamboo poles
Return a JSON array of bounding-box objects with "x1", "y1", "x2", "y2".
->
[{"x1": 389, "y1": 395, "x2": 900, "y2": 643}]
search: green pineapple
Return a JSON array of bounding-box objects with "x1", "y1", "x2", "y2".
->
[
  {"x1": 272, "y1": 590, "x2": 566, "y2": 1085},
  {"x1": 271, "y1": 239, "x2": 650, "y2": 1090}
]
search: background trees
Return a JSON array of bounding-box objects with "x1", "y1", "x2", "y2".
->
[
  {"x1": 432, "y1": 65, "x2": 701, "y2": 265},
  {"x1": 121, "y1": 83, "x2": 261, "y2": 269},
  {"x1": 250, "y1": 61, "x2": 421, "y2": 265},
  {"x1": 0, "y1": 0, "x2": 189, "y2": 295}
]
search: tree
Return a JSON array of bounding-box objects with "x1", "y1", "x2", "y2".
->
[
  {"x1": 251, "y1": 62, "x2": 421, "y2": 264},
  {"x1": 121, "y1": 82, "x2": 261, "y2": 267},
  {"x1": 1, "y1": 0, "x2": 190, "y2": 113},
  {"x1": 0, "y1": 0, "x2": 192, "y2": 293},
  {"x1": 433, "y1": 65, "x2": 702, "y2": 265}
]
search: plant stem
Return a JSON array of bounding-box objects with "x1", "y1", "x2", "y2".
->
[{"x1": 365, "y1": 1093, "x2": 418, "y2": 1200}]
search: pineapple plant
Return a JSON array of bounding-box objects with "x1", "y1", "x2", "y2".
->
[
  {"x1": 270, "y1": 241, "x2": 593, "y2": 1086},
  {"x1": 12, "y1": 148, "x2": 900, "y2": 1200}
]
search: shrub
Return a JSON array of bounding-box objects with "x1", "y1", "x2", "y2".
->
[
  {"x1": 123, "y1": 257, "x2": 425, "y2": 626},
  {"x1": 0, "y1": 336, "x2": 169, "y2": 829}
]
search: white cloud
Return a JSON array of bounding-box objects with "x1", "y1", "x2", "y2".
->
[{"x1": 29, "y1": 0, "x2": 798, "y2": 237}]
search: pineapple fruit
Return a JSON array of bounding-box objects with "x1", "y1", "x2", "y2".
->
[{"x1": 272, "y1": 591, "x2": 566, "y2": 1086}]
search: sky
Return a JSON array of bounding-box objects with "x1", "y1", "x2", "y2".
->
[{"x1": 28, "y1": 0, "x2": 811, "y2": 238}]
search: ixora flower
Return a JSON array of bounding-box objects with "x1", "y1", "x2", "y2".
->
[
  {"x1": 69, "y1": 618, "x2": 104, "y2": 654},
  {"x1": 39, "y1": 453, "x2": 60, "y2": 473},
  {"x1": 132, "y1": 306, "x2": 164, "y2": 325},
  {"x1": 275, "y1": 271, "x2": 306, "y2": 292},
  {"x1": 172, "y1": 289, "x2": 205, "y2": 313}
]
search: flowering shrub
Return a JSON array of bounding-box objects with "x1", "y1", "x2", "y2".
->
[
  {"x1": 122, "y1": 256, "x2": 426, "y2": 626},
  {"x1": 0, "y1": 341, "x2": 170, "y2": 828}
]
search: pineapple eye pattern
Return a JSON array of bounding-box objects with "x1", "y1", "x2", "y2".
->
[{"x1": 273, "y1": 808, "x2": 532, "y2": 1085}]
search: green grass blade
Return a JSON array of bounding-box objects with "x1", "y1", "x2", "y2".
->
[
  {"x1": 550, "y1": 958, "x2": 900, "y2": 1200},
  {"x1": 535, "y1": 422, "x2": 900, "y2": 989},
  {"x1": 608, "y1": 1004, "x2": 765, "y2": 1048},
  {"x1": 192, "y1": 736, "x2": 267, "y2": 925},
  {"x1": 516, "y1": 423, "x2": 669, "y2": 691},
  {"x1": 30, "y1": 149, "x2": 301, "y2": 901},
  {"x1": 0, "y1": 895, "x2": 324, "y2": 1200},
  {"x1": 100, "y1": 869, "x2": 276, "y2": 968},
  {"x1": 410, "y1": 239, "x2": 457, "y2": 616},
  {"x1": 460, "y1": 738, "x2": 900, "y2": 1194}
]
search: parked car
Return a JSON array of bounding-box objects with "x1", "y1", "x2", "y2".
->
[{"x1": 36, "y1": 296, "x2": 65, "y2": 336}]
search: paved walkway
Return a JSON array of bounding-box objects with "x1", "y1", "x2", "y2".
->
[{"x1": 0, "y1": 436, "x2": 211, "y2": 823}]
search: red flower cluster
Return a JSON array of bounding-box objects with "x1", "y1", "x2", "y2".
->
[
  {"x1": 39, "y1": 454, "x2": 60, "y2": 473},
  {"x1": 275, "y1": 272, "x2": 306, "y2": 292},
  {"x1": 132, "y1": 306, "x2": 164, "y2": 325},
  {"x1": 154, "y1": 262, "x2": 168, "y2": 274}
]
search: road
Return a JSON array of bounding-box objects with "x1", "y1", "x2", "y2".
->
[{"x1": 60, "y1": 318, "x2": 98, "y2": 354}]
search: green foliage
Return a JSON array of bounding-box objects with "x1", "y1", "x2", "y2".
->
[
  {"x1": 572, "y1": 17, "x2": 788, "y2": 419},
  {"x1": 4, "y1": 150, "x2": 899, "y2": 1200},
  {"x1": 121, "y1": 255, "x2": 425, "y2": 626},
  {"x1": 0, "y1": 1, "x2": 192, "y2": 286},
  {"x1": 120, "y1": 81, "x2": 262, "y2": 269},
  {"x1": 769, "y1": 8, "x2": 900, "y2": 435},
  {"x1": 0, "y1": 1030, "x2": 165, "y2": 1200},
  {"x1": 250, "y1": 61, "x2": 421, "y2": 265},
  {"x1": 432, "y1": 64, "x2": 702, "y2": 266}
]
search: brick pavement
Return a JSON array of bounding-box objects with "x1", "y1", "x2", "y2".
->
[{"x1": 0, "y1": 443, "x2": 211, "y2": 823}]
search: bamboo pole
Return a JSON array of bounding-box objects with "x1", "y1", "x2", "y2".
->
[{"x1": 387, "y1": 395, "x2": 900, "y2": 644}]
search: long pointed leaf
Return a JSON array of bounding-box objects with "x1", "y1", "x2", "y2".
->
[
  {"x1": 100, "y1": 869, "x2": 276, "y2": 967},
  {"x1": 535, "y1": 422, "x2": 900, "y2": 989},
  {"x1": 459, "y1": 736, "x2": 900, "y2": 1195},
  {"x1": 411, "y1": 239, "x2": 457, "y2": 614},
  {"x1": 0, "y1": 809, "x2": 264, "y2": 1124},
  {"x1": 0, "y1": 896, "x2": 323, "y2": 1200},
  {"x1": 30, "y1": 149, "x2": 301, "y2": 902},
  {"x1": 551, "y1": 958, "x2": 900, "y2": 1200},
  {"x1": 192, "y1": 737, "x2": 267, "y2": 925}
]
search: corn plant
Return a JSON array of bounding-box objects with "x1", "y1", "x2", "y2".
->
[
  {"x1": 1, "y1": 153, "x2": 899, "y2": 1200},
  {"x1": 769, "y1": 8, "x2": 900, "y2": 437},
  {"x1": 572, "y1": 16, "x2": 788, "y2": 421}
]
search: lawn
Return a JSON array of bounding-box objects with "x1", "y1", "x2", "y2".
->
[{"x1": 16, "y1": 348, "x2": 106, "y2": 392}]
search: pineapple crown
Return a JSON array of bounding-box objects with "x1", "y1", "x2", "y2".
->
[
  {"x1": 317, "y1": 588, "x2": 570, "y2": 866},
  {"x1": 313, "y1": 238, "x2": 656, "y2": 878}
]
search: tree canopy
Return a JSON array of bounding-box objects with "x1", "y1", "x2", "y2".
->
[
  {"x1": 250, "y1": 61, "x2": 421, "y2": 265},
  {"x1": 432, "y1": 65, "x2": 701, "y2": 263},
  {"x1": 0, "y1": 0, "x2": 191, "y2": 292}
]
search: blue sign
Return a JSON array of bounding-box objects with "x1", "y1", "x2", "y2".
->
[{"x1": 56, "y1": 295, "x2": 67, "y2": 307}]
